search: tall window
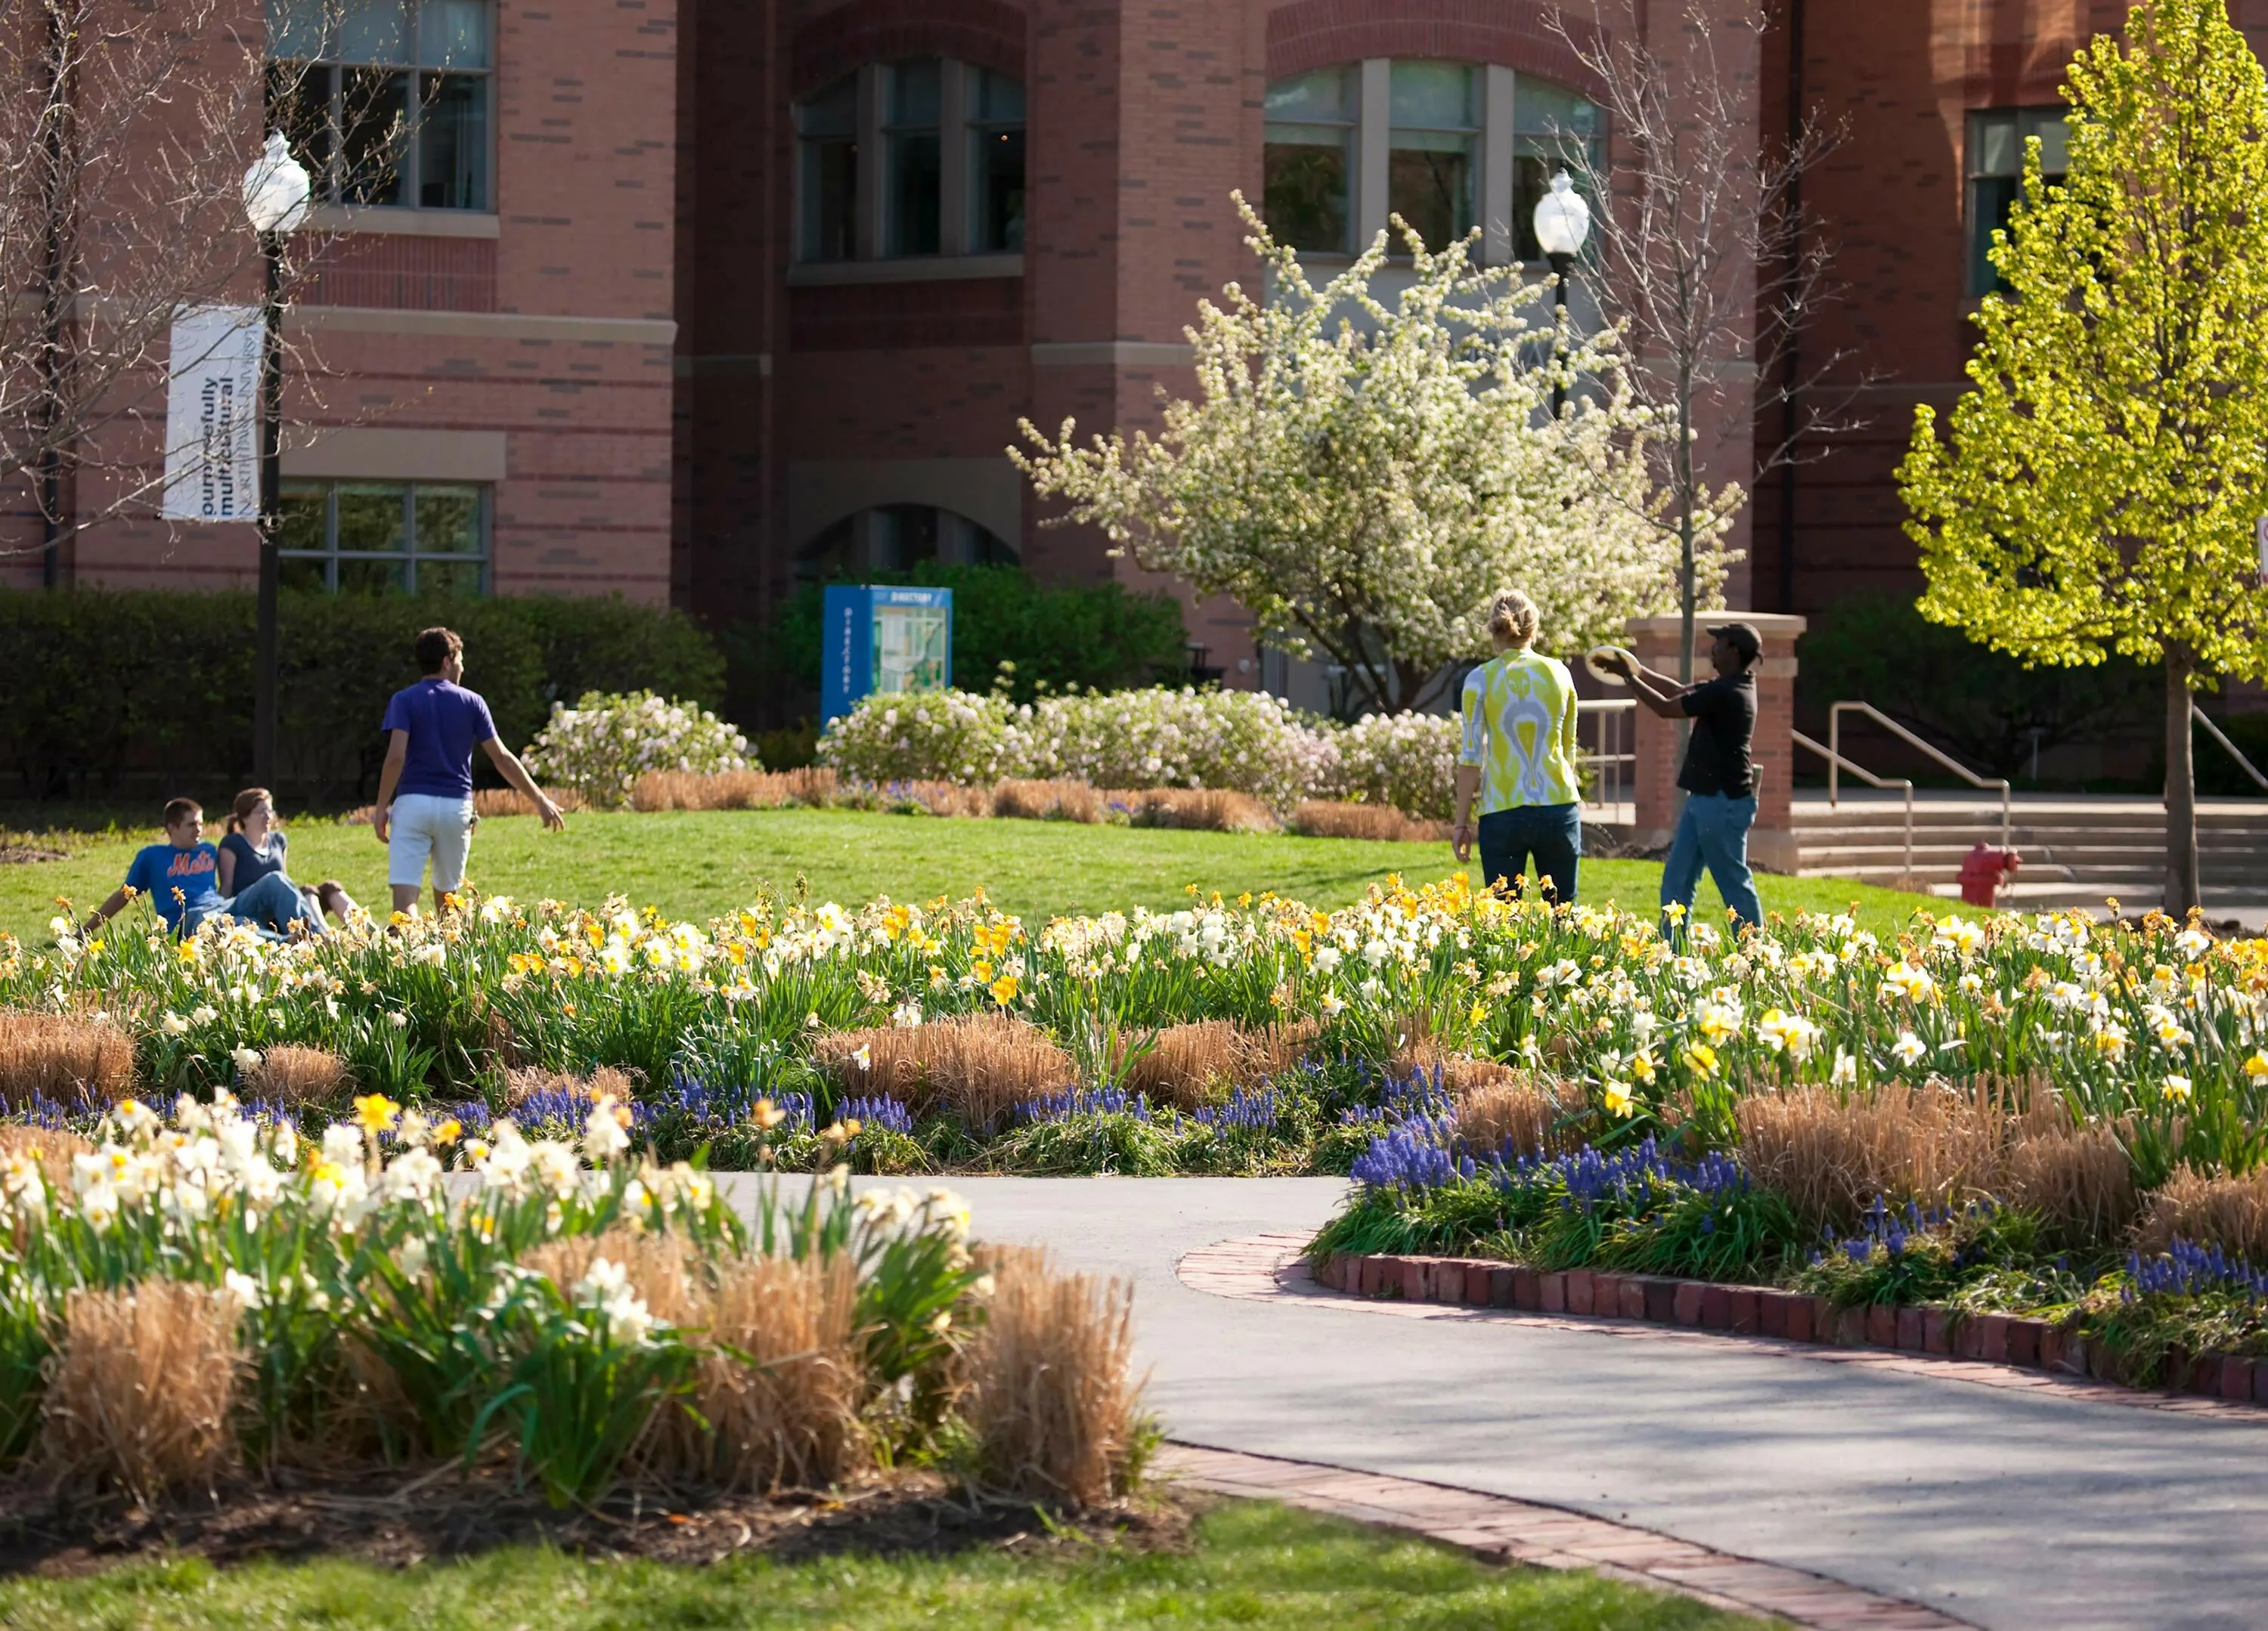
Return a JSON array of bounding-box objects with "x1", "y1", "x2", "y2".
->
[
  {"x1": 277, "y1": 480, "x2": 488, "y2": 595},
  {"x1": 969, "y1": 70, "x2": 1027, "y2": 252},
  {"x1": 798, "y1": 74, "x2": 859, "y2": 262},
  {"x1": 1264, "y1": 66, "x2": 1355, "y2": 254},
  {"x1": 1387, "y1": 61, "x2": 1478, "y2": 249},
  {"x1": 266, "y1": 0, "x2": 491, "y2": 210},
  {"x1": 795, "y1": 60, "x2": 1026, "y2": 263},
  {"x1": 1511, "y1": 79, "x2": 1600, "y2": 261},
  {"x1": 1262, "y1": 60, "x2": 1600, "y2": 263},
  {"x1": 1969, "y1": 107, "x2": 2068, "y2": 296},
  {"x1": 884, "y1": 61, "x2": 943, "y2": 256}
]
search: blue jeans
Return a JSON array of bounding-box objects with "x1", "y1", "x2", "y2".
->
[
  {"x1": 1476, "y1": 803, "x2": 1581, "y2": 905},
  {"x1": 187, "y1": 871, "x2": 316, "y2": 941},
  {"x1": 1661, "y1": 792, "x2": 1761, "y2": 933}
]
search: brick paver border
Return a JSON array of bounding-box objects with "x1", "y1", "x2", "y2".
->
[
  {"x1": 1159, "y1": 1441, "x2": 1970, "y2": 1629},
  {"x1": 1178, "y1": 1233, "x2": 2268, "y2": 1421}
]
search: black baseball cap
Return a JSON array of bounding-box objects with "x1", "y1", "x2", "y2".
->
[{"x1": 1708, "y1": 622, "x2": 1761, "y2": 662}]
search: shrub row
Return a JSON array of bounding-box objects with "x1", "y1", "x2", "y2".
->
[
  {"x1": 0, "y1": 590, "x2": 725, "y2": 803},
  {"x1": 820, "y1": 687, "x2": 1461, "y2": 817}
]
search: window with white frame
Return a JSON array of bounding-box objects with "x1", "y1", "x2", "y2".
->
[
  {"x1": 277, "y1": 480, "x2": 488, "y2": 595},
  {"x1": 1263, "y1": 59, "x2": 1600, "y2": 263},
  {"x1": 265, "y1": 0, "x2": 492, "y2": 211},
  {"x1": 795, "y1": 60, "x2": 1027, "y2": 263},
  {"x1": 1967, "y1": 107, "x2": 2068, "y2": 296}
]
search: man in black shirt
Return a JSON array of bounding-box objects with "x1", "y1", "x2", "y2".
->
[{"x1": 1597, "y1": 623, "x2": 1764, "y2": 933}]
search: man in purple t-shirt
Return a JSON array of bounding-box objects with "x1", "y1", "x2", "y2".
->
[{"x1": 373, "y1": 626, "x2": 564, "y2": 915}]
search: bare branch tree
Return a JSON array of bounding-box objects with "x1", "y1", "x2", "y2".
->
[
  {"x1": 1549, "y1": 0, "x2": 1861, "y2": 680},
  {"x1": 0, "y1": 0, "x2": 366, "y2": 573}
]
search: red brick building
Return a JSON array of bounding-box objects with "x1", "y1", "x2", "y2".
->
[
  {"x1": 17, "y1": 0, "x2": 2263, "y2": 722},
  {"x1": 4, "y1": 0, "x2": 679, "y2": 602}
]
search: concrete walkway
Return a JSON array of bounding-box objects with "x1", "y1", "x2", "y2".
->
[{"x1": 740, "y1": 1175, "x2": 2268, "y2": 1631}]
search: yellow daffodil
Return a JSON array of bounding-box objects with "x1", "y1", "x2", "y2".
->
[
  {"x1": 354, "y1": 1094, "x2": 401, "y2": 1134},
  {"x1": 1603, "y1": 1079, "x2": 1636, "y2": 1118}
]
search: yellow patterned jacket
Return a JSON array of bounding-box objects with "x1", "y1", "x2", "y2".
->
[{"x1": 1458, "y1": 649, "x2": 1582, "y2": 812}]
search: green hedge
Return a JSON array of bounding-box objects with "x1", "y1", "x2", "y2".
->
[
  {"x1": 734, "y1": 565, "x2": 1189, "y2": 723},
  {"x1": 0, "y1": 590, "x2": 724, "y2": 803}
]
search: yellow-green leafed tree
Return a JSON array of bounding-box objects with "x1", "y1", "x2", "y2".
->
[{"x1": 1898, "y1": 0, "x2": 2268, "y2": 918}]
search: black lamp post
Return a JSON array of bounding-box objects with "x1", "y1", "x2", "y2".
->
[
  {"x1": 1531, "y1": 170, "x2": 1592, "y2": 419},
  {"x1": 242, "y1": 132, "x2": 310, "y2": 789}
]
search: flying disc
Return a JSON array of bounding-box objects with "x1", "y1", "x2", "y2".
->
[{"x1": 1584, "y1": 645, "x2": 1634, "y2": 686}]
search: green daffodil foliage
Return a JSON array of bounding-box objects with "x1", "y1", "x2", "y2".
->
[
  {"x1": 1899, "y1": 0, "x2": 2268, "y2": 914},
  {"x1": 1012, "y1": 193, "x2": 1723, "y2": 717}
]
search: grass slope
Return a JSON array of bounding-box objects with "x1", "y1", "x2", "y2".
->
[
  {"x1": 0, "y1": 1501, "x2": 1760, "y2": 1629},
  {"x1": 2, "y1": 806, "x2": 1939, "y2": 942}
]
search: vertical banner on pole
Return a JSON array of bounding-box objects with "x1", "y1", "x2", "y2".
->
[{"x1": 161, "y1": 304, "x2": 263, "y2": 522}]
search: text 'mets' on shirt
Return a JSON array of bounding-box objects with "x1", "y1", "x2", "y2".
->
[
  {"x1": 1678, "y1": 671, "x2": 1757, "y2": 798},
  {"x1": 123, "y1": 842, "x2": 223, "y2": 932},
  {"x1": 380, "y1": 678, "x2": 500, "y2": 801}
]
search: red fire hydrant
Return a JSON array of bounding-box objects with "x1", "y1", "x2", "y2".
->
[{"x1": 1957, "y1": 842, "x2": 2022, "y2": 908}]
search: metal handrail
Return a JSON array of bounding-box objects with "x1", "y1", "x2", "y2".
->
[
  {"x1": 2193, "y1": 704, "x2": 2268, "y2": 793},
  {"x1": 1577, "y1": 698, "x2": 1636, "y2": 809},
  {"x1": 1830, "y1": 701, "x2": 2011, "y2": 851},
  {"x1": 1795, "y1": 729, "x2": 1914, "y2": 875}
]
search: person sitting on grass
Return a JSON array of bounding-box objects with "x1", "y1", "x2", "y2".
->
[
  {"x1": 373, "y1": 625, "x2": 565, "y2": 917},
  {"x1": 218, "y1": 787, "x2": 358, "y2": 927},
  {"x1": 81, "y1": 797, "x2": 316, "y2": 941}
]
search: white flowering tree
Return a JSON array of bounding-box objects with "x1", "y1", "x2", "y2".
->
[{"x1": 1012, "y1": 195, "x2": 1716, "y2": 716}]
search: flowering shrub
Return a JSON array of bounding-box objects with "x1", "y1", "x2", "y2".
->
[
  {"x1": 524, "y1": 691, "x2": 752, "y2": 809},
  {"x1": 1326, "y1": 711, "x2": 1461, "y2": 820},
  {"x1": 817, "y1": 689, "x2": 1025, "y2": 786},
  {"x1": 821, "y1": 685, "x2": 1424, "y2": 816}
]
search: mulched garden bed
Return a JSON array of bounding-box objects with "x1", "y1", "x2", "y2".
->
[{"x1": 0, "y1": 1465, "x2": 1194, "y2": 1577}]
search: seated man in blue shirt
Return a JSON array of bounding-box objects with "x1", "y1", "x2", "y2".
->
[
  {"x1": 81, "y1": 797, "x2": 315, "y2": 940},
  {"x1": 373, "y1": 626, "x2": 564, "y2": 916}
]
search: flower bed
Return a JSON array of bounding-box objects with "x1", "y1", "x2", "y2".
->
[
  {"x1": 11, "y1": 878, "x2": 2268, "y2": 1394},
  {"x1": 0, "y1": 1091, "x2": 1148, "y2": 1510}
]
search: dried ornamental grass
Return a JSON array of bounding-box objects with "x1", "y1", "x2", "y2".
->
[
  {"x1": 1238, "y1": 1019, "x2": 1323, "y2": 1080},
  {"x1": 1456, "y1": 1073, "x2": 1571, "y2": 1159},
  {"x1": 2003, "y1": 1122, "x2": 2140, "y2": 1245},
  {"x1": 503, "y1": 1064, "x2": 638, "y2": 1110},
  {"x1": 1289, "y1": 801, "x2": 1451, "y2": 843},
  {"x1": 631, "y1": 769, "x2": 809, "y2": 812},
  {"x1": 1735, "y1": 1085, "x2": 2001, "y2": 1231},
  {"x1": 1115, "y1": 1021, "x2": 1244, "y2": 1110},
  {"x1": 0, "y1": 1011, "x2": 134, "y2": 1109},
  {"x1": 992, "y1": 779, "x2": 1108, "y2": 824},
  {"x1": 816, "y1": 1014, "x2": 1075, "y2": 1128},
  {"x1": 680, "y1": 1254, "x2": 866, "y2": 1493},
  {"x1": 42, "y1": 1281, "x2": 242, "y2": 1502},
  {"x1": 1114, "y1": 788, "x2": 1275, "y2": 834},
  {"x1": 963, "y1": 1246, "x2": 1144, "y2": 1507},
  {"x1": 241, "y1": 1045, "x2": 350, "y2": 1110},
  {"x1": 2135, "y1": 1167, "x2": 2268, "y2": 1263}
]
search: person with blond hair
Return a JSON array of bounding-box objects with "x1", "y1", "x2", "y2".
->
[{"x1": 1451, "y1": 589, "x2": 1583, "y2": 904}]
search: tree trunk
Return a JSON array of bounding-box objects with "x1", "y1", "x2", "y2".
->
[{"x1": 2164, "y1": 651, "x2": 2201, "y2": 919}]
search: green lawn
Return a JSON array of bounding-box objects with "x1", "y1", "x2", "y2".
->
[
  {"x1": 0, "y1": 1501, "x2": 1761, "y2": 1629},
  {"x1": 2, "y1": 806, "x2": 1938, "y2": 943}
]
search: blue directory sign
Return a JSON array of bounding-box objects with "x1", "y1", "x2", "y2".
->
[{"x1": 820, "y1": 584, "x2": 954, "y2": 724}]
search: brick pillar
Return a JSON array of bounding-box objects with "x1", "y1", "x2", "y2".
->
[{"x1": 1625, "y1": 612, "x2": 1808, "y2": 875}]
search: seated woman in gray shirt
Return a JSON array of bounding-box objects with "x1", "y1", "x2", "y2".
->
[{"x1": 216, "y1": 788, "x2": 358, "y2": 927}]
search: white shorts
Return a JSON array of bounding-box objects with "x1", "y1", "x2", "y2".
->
[{"x1": 388, "y1": 793, "x2": 476, "y2": 890}]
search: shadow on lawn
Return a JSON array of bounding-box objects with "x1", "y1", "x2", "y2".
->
[{"x1": 0, "y1": 1465, "x2": 1193, "y2": 1577}]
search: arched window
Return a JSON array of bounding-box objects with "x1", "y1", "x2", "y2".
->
[
  {"x1": 797, "y1": 505, "x2": 1019, "y2": 579},
  {"x1": 796, "y1": 62, "x2": 1026, "y2": 263},
  {"x1": 1264, "y1": 58, "x2": 1600, "y2": 264}
]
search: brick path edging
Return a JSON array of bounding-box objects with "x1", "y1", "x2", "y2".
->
[
  {"x1": 1314, "y1": 1251, "x2": 2268, "y2": 1407},
  {"x1": 1158, "y1": 1441, "x2": 1971, "y2": 1629}
]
